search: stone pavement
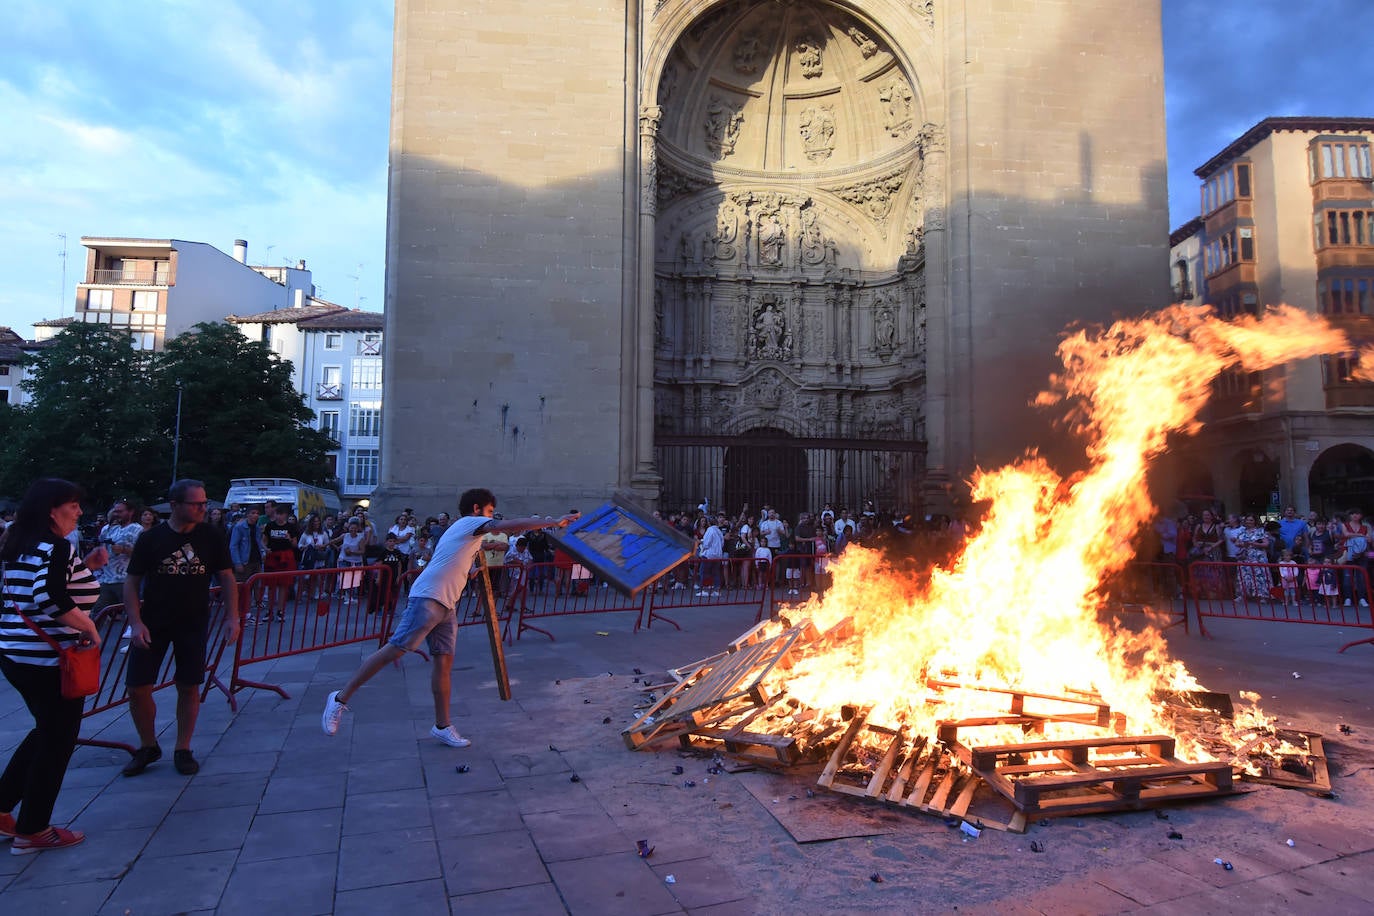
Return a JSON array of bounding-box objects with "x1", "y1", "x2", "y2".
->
[{"x1": 1, "y1": 600, "x2": 1374, "y2": 914}]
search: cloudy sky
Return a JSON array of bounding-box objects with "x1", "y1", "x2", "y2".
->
[{"x1": 1, "y1": 0, "x2": 1371, "y2": 335}]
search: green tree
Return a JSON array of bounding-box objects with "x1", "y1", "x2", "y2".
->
[
  {"x1": 148, "y1": 322, "x2": 336, "y2": 497},
  {"x1": 0, "y1": 323, "x2": 163, "y2": 506}
]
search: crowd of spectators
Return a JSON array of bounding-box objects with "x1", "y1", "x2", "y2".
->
[{"x1": 1151, "y1": 504, "x2": 1374, "y2": 607}]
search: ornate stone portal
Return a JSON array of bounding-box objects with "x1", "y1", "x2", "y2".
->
[{"x1": 651, "y1": 1, "x2": 929, "y2": 510}]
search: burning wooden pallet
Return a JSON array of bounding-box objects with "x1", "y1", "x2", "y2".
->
[
  {"x1": 815, "y1": 707, "x2": 1029, "y2": 832},
  {"x1": 622, "y1": 621, "x2": 816, "y2": 753},
  {"x1": 942, "y1": 727, "x2": 1237, "y2": 816}
]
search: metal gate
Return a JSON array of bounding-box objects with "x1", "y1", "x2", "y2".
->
[{"x1": 656, "y1": 432, "x2": 925, "y2": 519}]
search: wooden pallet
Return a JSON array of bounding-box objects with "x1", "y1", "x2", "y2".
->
[
  {"x1": 814, "y1": 709, "x2": 1027, "y2": 833},
  {"x1": 1238, "y1": 730, "x2": 1331, "y2": 795},
  {"x1": 926, "y1": 678, "x2": 1115, "y2": 729},
  {"x1": 622, "y1": 622, "x2": 813, "y2": 750},
  {"x1": 944, "y1": 730, "x2": 1237, "y2": 816}
]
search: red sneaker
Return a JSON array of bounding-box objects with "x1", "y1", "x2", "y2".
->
[
  {"x1": 11, "y1": 826, "x2": 85, "y2": 855},
  {"x1": 0, "y1": 811, "x2": 16, "y2": 839}
]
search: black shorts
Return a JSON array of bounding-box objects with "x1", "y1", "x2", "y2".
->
[{"x1": 125, "y1": 618, "x2": 209, "y2": 688}]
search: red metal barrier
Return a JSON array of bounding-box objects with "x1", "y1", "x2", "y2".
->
[
  {"x1": 1109, "y1": 561, "x2": 1189, "y2": 632},
  {"x1": 230, "y1": 565, "x2": 395, "y2": 700},
  {"x1": 506, "y1": 561, "x2": 647, "y2": 640},
  {"x1": 643, "y1": 557, "x2": 774, "y2": 628},
  {"x1": 77, "y1": 589, "x2": 235, "y2": 756},
  {"x1": 1188, "y1": 560, "x2": 1374, "y2": 649}
]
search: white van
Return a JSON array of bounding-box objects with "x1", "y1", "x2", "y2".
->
[{"x1": 223, "y1": 478, "x2": 342, "y2": 520}]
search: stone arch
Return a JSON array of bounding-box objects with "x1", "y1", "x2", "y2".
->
[{"x1": 1231, "y1": 446, "x2": 1280, "y2": 516}]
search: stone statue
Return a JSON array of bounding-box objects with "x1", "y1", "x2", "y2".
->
[
  {"x1": 874, "y1": 302, "x2": 896, "y2": 352},
  {"x1": 846, "y1": 26, "x2": 879, "y2": 58},
  {"x1": 733, "y1": 34, "x2": 763, "y2": 74},
  {"x1": 878, "y1": 77, "x2": 914, "y2": 138},
  {"x1": 704, "y1": 96, "x2": 744, "y2": 158},
  {"x1": 758, "y1": 212, "x2": 785, "y2": 266},
  {"x1": 799, "y1": 106, "x2": 835, "y2": 162},
  {"x1": 749, "y1": 301, "x2": 791, "y2": 361},
  {"x1": 795, "y1": 35, "x2": 823, "y2": 79}
]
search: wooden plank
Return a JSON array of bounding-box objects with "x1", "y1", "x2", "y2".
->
[
  {"x1": 968, "y1": 735, "x2": 1175, "y2": 771},
  {"x1": 865, "y1": 727, "x2": 905, "y2": 798},
  {"x1": 927, "y1": 764, "x2": 961, "y2": 809},
  {"x1": 816, "y1": 711, "x2": 869, "y2": 788},
  {"x1": 906, "y1": 752, "x2": 940, "y2": 805},
  {"x1": 949, "y1": 774, "x2": 979, "y2": 817},
  {"x1": 887, "y1": 736, "x2": 926, "y2": 803}
]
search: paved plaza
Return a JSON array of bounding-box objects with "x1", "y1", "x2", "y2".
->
[{"x1": 2, "y1": 600, "x2": 1374, "y2": 914}]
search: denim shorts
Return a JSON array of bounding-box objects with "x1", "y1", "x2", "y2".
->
[{"x1": 388, "y1": 595, "x2": 457, "y2": 656}]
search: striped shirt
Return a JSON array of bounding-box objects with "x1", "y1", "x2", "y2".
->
[{"x1": 0, "y1": 538, "x2": 100, "y2": 667}]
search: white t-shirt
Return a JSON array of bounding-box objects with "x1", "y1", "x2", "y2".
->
[
  {"x1": 388, "y1": 524, "x2": 416, "y2": 555},
  {"x1": 759, "y1": 519, "x2": 785, "y2": 549},
  {"x1": 409, "y1": 515, "x2": 493, "y2": 608}
]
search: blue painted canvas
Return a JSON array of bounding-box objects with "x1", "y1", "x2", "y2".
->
[{"x1": 549, "y1": 497, "x2": 694, "y2": 596}]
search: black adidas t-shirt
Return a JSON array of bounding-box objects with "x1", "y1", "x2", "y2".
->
[{"x1": 128, "y1": 522, "x2": 233, "y2": 626}]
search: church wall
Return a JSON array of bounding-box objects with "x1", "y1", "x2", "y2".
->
[
  {"x1": 379, "y1": 0, "x2": 634, "y2": 515},
  {"x1": 944, "y1": 0, "x2": 1169, "y2": 473}
]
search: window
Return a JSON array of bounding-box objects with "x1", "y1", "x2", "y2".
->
[
  {"x1": 1322, "y1": 352, "x2": 1372, "y2": 386},
  {"x1": 351, "y1": 358, "x2": 382, "y2": 389},
  {"x1": 1200, "y1": 162, "x2": 1252, "y2": 215},
  {"x1": 1214, "y1": 292, "x2": 1260, "y2": 320},
  {"x1": 319, "y1": 410, "x2": 340, "y2": 440},
  {"x1": 1318, "y1": 277, "x2": 1374, "y2": 315},
  {"x1": 1311, "y1": 138, "x2": 1374, "y2": 182},
  {"x1": 318, "y1": 365, "x2": 342, "y2": 400},
  {"x1": 345, "y1": 448, "x2": 380, "y2": 488},
  {"x1": 325, "y1": 333, "x2": 342, "y2": 350},
  {"x1": 0, "y1": 390, "x2": 7, "y2": 404},
  {"x1": 322, "y1": 366, "x2": 341, "y2": 386},
  {"x1": 1203, "y1": 227, "x2": 1257, "y2": 277},
  {"x1": 87, "y1": 288, "x2": 113, "y2": 310},
  {"x1": 131, "y1": 331, "x2": 156, "y2": 350},
  {"x1": 349, "y1": 400, "x2": 382, "y2": 438},
  {"x1": 0, "y1": 365, "x2": 9, "y2": 376},
  {"x1": 132, "y1": 290, "x2": 158, "y2": 312},
  {"x1": 1315, "y1": 208, "x2": 1374, "y2": 249}
]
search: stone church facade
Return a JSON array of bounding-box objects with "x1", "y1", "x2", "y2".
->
[{"x1": 377, "y1": 0, "x2": 1168, "y2": 518}]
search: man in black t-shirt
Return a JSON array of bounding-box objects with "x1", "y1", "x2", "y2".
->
[
  {"x1": 262, "y1": 504, "x2": 299, "y2": 622},
  {"x1": 121, "y1": 480, "x2": 237, "y2": 777}
]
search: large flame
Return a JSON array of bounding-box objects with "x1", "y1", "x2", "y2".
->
[{"x1": 764, "y1": 305, "x2": 1349, "y2": 761}]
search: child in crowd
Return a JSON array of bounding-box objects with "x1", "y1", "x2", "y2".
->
[
  {"x1": 752, "y1": 540, "x2": 773, "y2": 588},
  {"x1": 1318, "y1": 556, "x2": 1341, "y2": 611},
  {"x1": 377, "y1": 534, "x2": 406, "y2": 614},
  {"x1": 411, "y1": 531, "x2": 432, "y2": 571},
  {"x1": 503, "y1": 536, "x2": 533, "y2": 609},
  {"x1": 1277, "y1": 549, "x2": 1300, "y2": 607}
]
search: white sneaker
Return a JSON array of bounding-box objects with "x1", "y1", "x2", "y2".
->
[
  {"x1": 1363, "y1": 599, "x2": 1370, "y2": 608},
  {"x1": 430, "y1": 725, "x2": 471, "y2": 748},
  {"x1": 1345, "y1": 599, "x2": 1353, "y2": 607},
  {"x1": 321, "y1": 691, "x2": 348, "y2": 736}
]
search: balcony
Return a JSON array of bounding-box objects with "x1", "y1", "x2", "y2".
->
[
  {"x1": 90, "y1": 268, "x2": 168, "y2": 286},
  {"x1": 356, "y1": 338, "x2": 382, "y2": 356},
  {"x1": 316, "y1": 382, "x2": 342, "y2": 400}
]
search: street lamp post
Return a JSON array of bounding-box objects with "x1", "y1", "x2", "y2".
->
[{"x1": 171, "y1": 379, "x2": 184, "y2": 487}]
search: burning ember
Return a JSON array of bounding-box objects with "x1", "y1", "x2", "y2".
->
[{"x1": 630, "y1": 305, "x2": 1346, "y2": 818}]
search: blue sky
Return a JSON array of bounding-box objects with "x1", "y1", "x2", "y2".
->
[{"x1": 1, "y1": 0, "x2": 1370, "y2": 336}]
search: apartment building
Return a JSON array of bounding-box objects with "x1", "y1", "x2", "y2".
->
[
  {"x1": 229, "y1": 305, "x2": 384, "y2": 502},
  {"x1": 1167, "y1": 117, "x2": 1374, "y2": 514},
  {"x1": 72, "y1": 237, "x2": 313, "y2": 351}
]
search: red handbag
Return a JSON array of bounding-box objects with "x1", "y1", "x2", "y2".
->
[{"x1": 9, "y1": 602, "x2": 101, "y2": 699}]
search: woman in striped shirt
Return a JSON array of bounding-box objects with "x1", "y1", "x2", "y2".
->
[{"x1": 0, "y1": 478, "x2": 106, "y2": 854}]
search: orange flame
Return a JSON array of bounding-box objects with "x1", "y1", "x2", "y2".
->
[{"x1": 767, "y1": 306, "x2": 1349, "y2": 759}]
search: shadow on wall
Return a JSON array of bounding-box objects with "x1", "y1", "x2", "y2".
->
[{"x1": 378, "y1": 153, "x2": 1170, "y2": 513}]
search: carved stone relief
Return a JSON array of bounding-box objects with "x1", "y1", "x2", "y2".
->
[
  {"x1": 854, "y1": 395, "x2": 905, "y2": 438},
  {"x1": 846, "y1": 26, "x2": 879, "y2": 58},
  {"x1": 734, "y1": 34, "x2": 764, "y2": 74},
  {"x1": 911, "y1": 0, "x2": 935, "y2": 28},
  {"x1": 795, "y1": 35, "x2": 824, "y2": 78},
  {"x1": 654, "y1": 289, "x2": 666, "y2": 348},
  {"x1": 704, "y1": 96, "x2": 744, "y2": 159},
  {"x1": 703, "y1": 197, "x2": 742, "y2": 262},
  {"x1": 657, "y1": 161, "x2": 711, "y2": 208},
  {"x1": 833, "y1": 171, "x2": 906, "y2": 231},
  {"x1": 878, "y1": 77, "x2": 914, "y2": 138},
  {"x1": 798, "y1": 106, "x2": 835, "y2": 162},
  {"x1": 747, "y1": 296, "x2": 793, "y2": 361},
  {"x1": 750, "y1": 368, "x2": 786, "y2": 409}
]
